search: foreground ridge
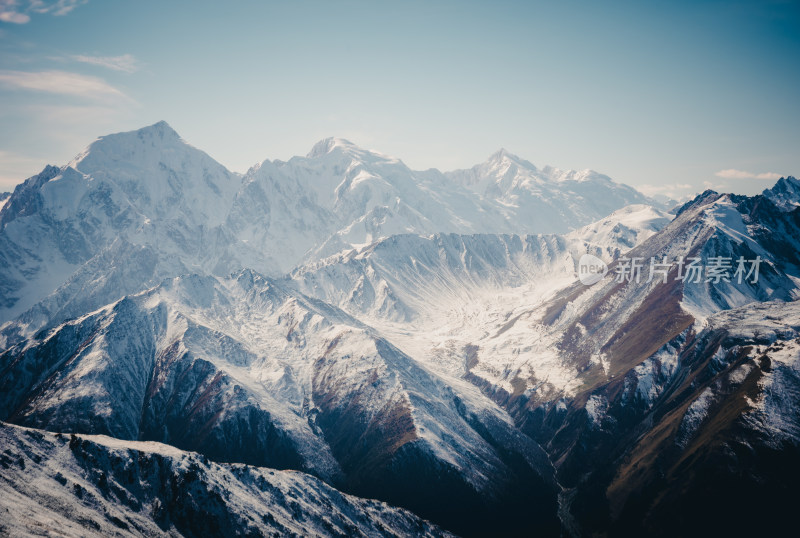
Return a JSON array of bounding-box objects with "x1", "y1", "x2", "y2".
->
[{"x1": 0, "y1": 421, "x2": 453, "y2": 537}]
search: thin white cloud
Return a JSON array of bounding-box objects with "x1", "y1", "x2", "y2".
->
[
  {"x1": 0, "y1": 0, "x2": 29, "y2": 23},
  {"x1": 0, "y1": 11, "x2": 29, "y2": 23},
  {"x1": 70, "y1": 54, "x2": 140, "y2": 73},
  {"x1": 0, "y1": 69, "x2": 130, "y2": 101},
  {"x1": 28, "y1": 0, "x2": 85, "y2": 16},
  {"x1": 0, "y1": 0, "x2": 85, "y2": 24},
  {"x1": 715, "y1": 168, "x2": 781, "y2": 181}
]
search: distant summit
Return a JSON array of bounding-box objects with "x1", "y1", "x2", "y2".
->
[
  {"x1": 306, "y1": 136, "x2": 359, "y2": 158},
  {"x1": 763, "y1": 175, "x2": 800, "y2": 210}
]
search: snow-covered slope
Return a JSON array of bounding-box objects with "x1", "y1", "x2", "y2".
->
[
  {"x1": 566, "y1": 203, "x2": 671, "y2": 257},
  {"x1": 0, "y1": 270, "x2": 560, "y2": 536},
  {"x1": 512, "y1": 189, "x2": 800, "y2": 400},
  {"x1": 0, "y1": 421, "x2": 452, "y2": 537},
  {"x1": 287, "y1": 185, "x2": 800, "y2": 537},
  {"x1": 289, "y1": 205, "x2": 672, "y2": 399}
]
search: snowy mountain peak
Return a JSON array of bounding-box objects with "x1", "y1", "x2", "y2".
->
[
  {"x1": 60, "y1": 121, "x2": 239, "y2": 221},
  {"x1": 488, "y1": 147, "x2": 519, "y2": 162},
  {"x1": 569, "y1": 203, "x2": 672, "y2": 248},
  {"x1": 141, "y1": 119, "x2": 180, "y2": 138},
  {"x1": 770, "y1": 175, "x2": 799, "y2": 189},
  {"x1": 451, "y1": 149, "x2": 622, "y2": 192},
  {"x1": 141, "y1": 120, "x2": 182, "y2": 140},
  {"x1": 306, "y1": 137, "x2": 403, "y2": 166},
  {"x1": 485, "y1": 147, "x2": 536, "y2": 171},
  {"x1": 538, "y1": 165, "x2": 611, "y2": 184},
  {"x1": 674, "y1": 189, "x2": 722, "y2": 217},
  {"x1": 763, "y1": 175, "x2": 800, "y2": 210},
  {"x1": 306, "y1": 136, "x2": 357, "y2": 158},
  {"x1": 65, "y1": 121, "x2": 194, "y2": 175}
]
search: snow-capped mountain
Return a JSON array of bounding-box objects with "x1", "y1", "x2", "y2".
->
[
  {"x1": 0, "y1": 195, "x2": 672, "y2": 535},
  {"x1": 227, "y1": 137, "x2": 509, "y2": 269},
  {"x1": 0, "y1": 122, "x2": 242, "y2": 336},
  {"x1": 1, "y1": 121, "x2": 798, "y2": 537},
  {"x1": 230, "y1": 137, "x2": 656, "y2": 265},
  {"x1": 0, "y1": 123, "x2": 661, "y2": 343},
  {"x1": 763, "y1": 175, "x2": 800, "y2": 210},
  {"x1": 446, "y1": 149, "x2": 653, "y2": 233}
]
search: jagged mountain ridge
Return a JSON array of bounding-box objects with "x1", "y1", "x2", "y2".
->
[
  {"x1": 0, "y1": 122, "x2": 660, "y2": 341},
  {"x1": 446, "y1": 149, "x2": 652, "y2": 234},
  {"x1": 283, "y1": 184, "x2": 799, "y2": 416},
  {"x1": 490, "y1": 184, "x2": 800, "y2": 535},
  {"x1": 0, "y1": 421, "x2": 454, "y2": 537},
  {"x1": 763, "y1": 175, "x2": 800, "y2": 210}
]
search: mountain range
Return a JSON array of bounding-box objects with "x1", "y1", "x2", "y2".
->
[{"x1": 1, "y1": 122, "x2": 798, "y2": 537}]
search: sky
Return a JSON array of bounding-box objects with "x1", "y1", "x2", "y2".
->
[{"x1": 0, "y1": 0, "x2": 798, "y2": 199}]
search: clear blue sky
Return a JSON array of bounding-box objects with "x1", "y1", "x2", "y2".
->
[{"x1": 1, "y1": 0, "x2": 798, "y2": 198}]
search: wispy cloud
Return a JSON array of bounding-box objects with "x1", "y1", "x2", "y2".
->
[
  {"x1": 0, "y1": 0, "x2": 86, "y2": 24},
  {"x1": 69, "y1": 54, "x2": 140, "y2": 73},
  {"x1": 29, "y1": 0, "x2": 86, "y2": 16},
  {"x1": 0, "y1": 0, "x2": 28, "y2": 23},
  {"x1": 715, "y1": 169, "x2": 782, "y2": 181},
  {"x1": 0, "y1": 69, "x2": 130, "y2": 101}
]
